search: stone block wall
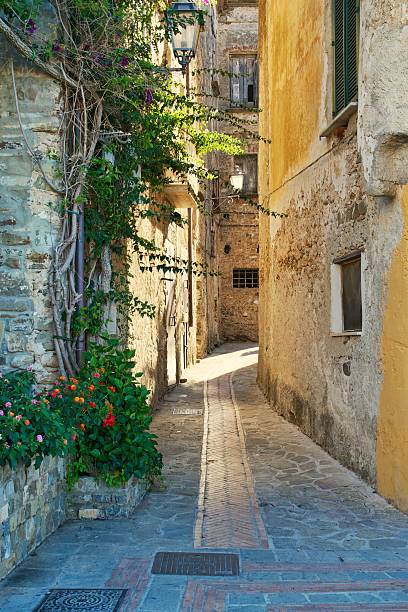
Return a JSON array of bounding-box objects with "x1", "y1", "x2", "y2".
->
[
  {"x1": 0, "y1": 39, "x2": 62, "y2": 385},
  {"x1": 67, "y1": 475, "x2": 147, "y2": 520},
  {"x1": 0, "y1": 456, "x2": 66, "y2": 580},
  {"x1": 218, "y1": 205, "x2": 259, "y2": 342}
]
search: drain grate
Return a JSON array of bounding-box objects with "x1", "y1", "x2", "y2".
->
[
  {"x1": 151, "y1": 552, "x2": 239, "y2": 576},
  {"x1": 34, "y1": 589, "x2": 127, "y2": 612},
  {"x1": 172, "y1": 408, "x2": 203, "y2": 415}
]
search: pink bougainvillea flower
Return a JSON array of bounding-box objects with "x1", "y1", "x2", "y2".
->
[
  {"x1": 5, "y1": 402, "x2": 11, "y2": 408},
  {"x1": 92, "y1": 372, "x2": 100, "y2": 378},
  {"x1": 17, "y1": 442, "x2": 21, "y2": 446},
  {"x1": 36, "y1": 434, "x2": 43, "y2": 443},
  {"x1": 0, "y1": 410, "x2": 3, "y2": 416},
  {"x1": 15, "y1": 415, "x2": 22, "y2": 421},
  {"x1": 31, "y1": 399, "x2": 37, "y2": 404},
  {"x1": 4, "y1": 442, "x2": 10, "y2": 449},
  {"x1": 121, "y1": 56, "x2": 128, "y2": 67}
]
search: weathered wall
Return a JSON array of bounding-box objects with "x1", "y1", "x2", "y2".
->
[
  {"x1": 377, "y1": 185, "x2": 408, "y2": 510},
  {"x1": 0, "y1": 456, "x2": 66, "y2": 580},
  {"x1": 257, "y1": 0, "x2": 404, "y2": 485},
  {"x1": 218, "y1": 202, "x2": 259, "y2": 341},
  {"x1": 215, "y1": 1, "x2": 260, "y2": 342},
  {"x1": 0, "y1": 34, "x2": 62, "y2": 385}
]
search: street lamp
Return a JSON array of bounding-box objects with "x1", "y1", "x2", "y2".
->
[
  {"x1": 165, "y1": 2, "x2": 201, "y2": 75},
  {"x1": 229, "y1": 166, "x2": 245, "y2": 192}
]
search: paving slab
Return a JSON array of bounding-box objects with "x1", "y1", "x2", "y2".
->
[{"x1": 2, "y1": 343, "x2": 408, "y2": 611}]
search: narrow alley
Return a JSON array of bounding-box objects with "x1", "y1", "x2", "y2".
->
[{"x1": 2, "y1": 344, "x2": 408, "y2": 611}]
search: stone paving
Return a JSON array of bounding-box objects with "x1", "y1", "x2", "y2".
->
[{"x1": 2, "y1": 343, "x2": 408, "y2": 611}]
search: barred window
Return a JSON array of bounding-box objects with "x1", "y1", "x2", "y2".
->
[{"x1": 233, "y1": 269, "x2": 259, "y2": 289}]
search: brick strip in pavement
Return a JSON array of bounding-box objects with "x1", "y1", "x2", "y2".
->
[
  {"x1": 194, "y1": 373, "x2": 268, "y2": 550},
  {"x1": 180, "y1": 578, "x2": 408, "y2": 612}
]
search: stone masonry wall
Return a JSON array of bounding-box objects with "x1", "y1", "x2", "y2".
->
[
  {"x1": 0, "y1": 34, "x2": 62, "y2": 385},
  {"x1": 218, "y1": 204, "x2": 259, "y2": 341},
  {"x1": 0, "y1": 456, "x2": 66, "y2": 580},
  {"x1": 215, "y1": 2, "x2": 260, "y2": 343}
]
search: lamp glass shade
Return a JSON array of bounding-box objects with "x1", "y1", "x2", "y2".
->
[
  {"x1": 229, "y1": 168, "x2": 244, "y2": 191},
  {"x1": 167, "y1": 3, "x2": 200, "y2": 55}
]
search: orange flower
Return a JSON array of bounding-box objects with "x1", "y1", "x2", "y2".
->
[
  {"x1": 104, "y1": 400, "x2": 109, "y2": 405},
  {"x1": 17, "y1": 442, "x2": 21, "y2": 446},
  {"x1": 89, "y1": 385, "x2": 95, "y2": 391},
  {"x1": 63, "y1": 439, "x2": 67, "y2": 445},
  {"x1": 101, "y1": 368, "x2": 105, "y2": 372},
  {"x1": 54, "y1": 388, "x2": 60, "y2": 394},
  {"x1": 24, "y1": 419, "x2": 30, "y2": 425},
  {"x1": 70, "y1": 385, "x2": 76, "y2": 390},
  {"x1": 60, "y1": 376, "x2": 66, "y2": 381},
  {"x1": 79, "y1": 397, "x2": 84, "y2": 404},
  {"x1": 74, "y1": 397, "x2": 80, "y2": 403},
  {"x1": 9, "y1": 412, "x2": 14, "y2": 416}
]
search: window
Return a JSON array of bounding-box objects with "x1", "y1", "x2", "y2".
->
[
  {"x1": 233, "y1": 269, "x2": 259, "y2": 289},
  {"x1": 331, "y1": 251, "x2": 363, "y2": 334},
  {"x1": 229, "y1": 54, "x2": 258, "y2": 107},
  {"x1": 333, "y1": 0, "x2": 360, "y2": 116},
  {"x1": 234, "y1": 154, "x2": 258, "y2": 194}
]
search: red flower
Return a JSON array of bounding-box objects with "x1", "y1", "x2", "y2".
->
[
  {"x1": 102, "y1": 413, "x2": 116, "y2": 427},
  {"x1": 89, "y1": 401, "x2": 96, "y2": 408}
]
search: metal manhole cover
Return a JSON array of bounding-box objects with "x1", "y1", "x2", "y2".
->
[
  {"x1": 151, "y1": 552, "x2": 239, "y2": 576},
  {"x1": 172, "y1": 408, "x2": 203, "y2": 415},
  {"x1": 34, "y1": 589, "x2": 127, "y2": 612}
]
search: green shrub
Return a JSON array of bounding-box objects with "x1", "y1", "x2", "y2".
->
[
  {"x1": 52, "y1": 339, "x2": 162, "y2": 488},
  {"x1": 0, "y1": 370, "x2": 74, "y2": 469}
]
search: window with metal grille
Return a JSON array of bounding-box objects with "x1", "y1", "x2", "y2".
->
[
  {"x1": 333, "y1": 0, "x2": 360, "y2": 117},
  {"x1": 229, "y1": 55, "x2": 258, "y2": 107},
  {"x1": 233, "y1": 269, "x2": 259, "y2": 289},
  {"x1": 233, "y1": 154, "x2": 258, "y2": 194}
]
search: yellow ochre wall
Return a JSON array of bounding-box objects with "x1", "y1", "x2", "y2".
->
[
  {"x1": 258, "y1": 0, "x2": 325, "y2": 198},
  {"x1": 377, "y1": 184, "x2": 408, "y2": 512}
]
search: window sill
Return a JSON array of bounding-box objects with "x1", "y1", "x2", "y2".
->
[
  {"x1": 320, "y1": 101, "x2": 358, "y2": 138},
  {"x1": 331, "y1": 331, "x2": 362, "y2": 337},
  {"x1": 226, "y1": 107, "x2": 258, "y2": 113}
]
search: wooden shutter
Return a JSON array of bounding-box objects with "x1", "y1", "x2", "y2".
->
[
  {"x1": 334, "y1": 0, "x2": 345, "y2": 115},
  {"x1": 333, "y1": 0, "x2": 359, "y2": 116},
  {"x1": 345, "y1": 0, "x2": 359, "y2": 105},
  {"x1": 229, "y1": 57, "x2": 241, "y2": 104},
  {"x1": 253, "y1": 58, "x2": 259, "y2": 107}
]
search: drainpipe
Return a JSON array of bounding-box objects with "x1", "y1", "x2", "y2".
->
[
  {"x1": 188, "y1": 207, "x2": 193, "y2": 328},
  {"x1": 75, "y1": 111, "x2": 85, "y2": 367},
  {"x1": 76, "y1": 204, "x2": 85, "y2": 365},
  {"x1": 186, "y1": 64, "x2": 194, "y2": 328}
]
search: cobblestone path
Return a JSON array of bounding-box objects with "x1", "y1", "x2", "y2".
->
[{"x1": 2, "y1": 343, "x2": 408, "y2": 612}]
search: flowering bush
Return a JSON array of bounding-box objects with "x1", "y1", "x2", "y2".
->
[
  {"x1": 0, "y1": 370, "x2": 74, "y2": 469},
  {"x1": 51, "y1": 339, "x2": 162, "y2": 488}
]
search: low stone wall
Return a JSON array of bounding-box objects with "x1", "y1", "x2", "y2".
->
[
  {"x1": 0, "y1": 456, "x2": 66, "y2": 580},
  {"x1": 67, "y1": 476, "x2": 147, "y2": 519}
]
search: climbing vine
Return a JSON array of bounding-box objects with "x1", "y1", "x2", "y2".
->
[{"x1": 0, "y1": 0, "x2": 275, "y2": 377}]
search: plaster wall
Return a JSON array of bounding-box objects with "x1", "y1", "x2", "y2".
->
[{"x1": 257, "y1": 0, "x2": 404, "y2": 484}]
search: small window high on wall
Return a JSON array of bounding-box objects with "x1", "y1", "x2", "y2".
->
[
  {"x1": 229, "y1": 54, "x2": 258, "y2": 107},
  {"x1": 233, "y1": 269, "x2": 259, "y2": 289},
  {"x1": 331, "y1": 251, "x2": 363, "y2": 335},
  {"x1": 333, "y1": 0, "x2": 360, "y2": 116}
]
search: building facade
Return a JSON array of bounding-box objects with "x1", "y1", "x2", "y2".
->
[
  {"x1": 258, "y1": 0, "x2": 408, "y2": 511},
  {"x1": 214, "y1": 0, "x2": 260, "y2": 343}
]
